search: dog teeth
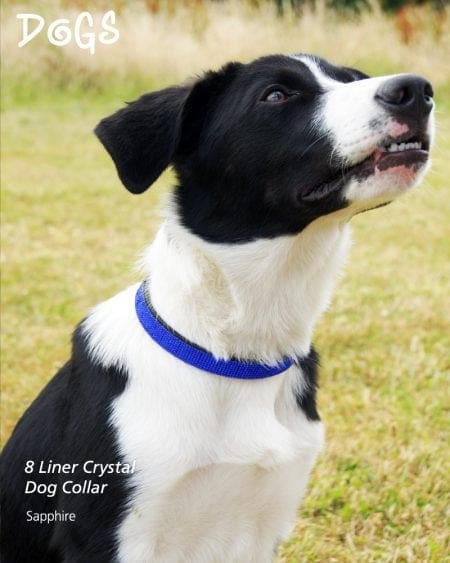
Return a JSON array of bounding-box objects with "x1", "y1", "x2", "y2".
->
[{"x1": 383, "y1": 141, "x2": 422, "y2": 152}]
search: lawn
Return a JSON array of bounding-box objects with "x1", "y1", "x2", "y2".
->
[{"x1": 1, "y1": 2, "x2": 449, "y2": 561}]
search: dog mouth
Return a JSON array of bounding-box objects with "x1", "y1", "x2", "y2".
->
[
  {"x1": 302, "y1": 133, "x2": 430, "y2": 202},
  {"x1": 358, "y1": 134, "x2": 430, "y2": 175}
]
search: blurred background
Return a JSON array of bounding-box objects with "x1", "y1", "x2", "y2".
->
[{"x1": 1, "y1": 1, "x2": 449, "y2": 561}]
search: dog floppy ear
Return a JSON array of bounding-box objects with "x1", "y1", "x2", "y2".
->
[{"x1": 95, "y1": 86, "x2": 190, "y2": 194}]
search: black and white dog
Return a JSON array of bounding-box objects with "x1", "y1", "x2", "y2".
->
[{"x1": 1, "y1": 54, "x2": 434, "y2": 562}]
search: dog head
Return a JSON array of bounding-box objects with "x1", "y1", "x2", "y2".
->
[{"x1": 95, "y1": 54, "x2": 434, "y2": 243}]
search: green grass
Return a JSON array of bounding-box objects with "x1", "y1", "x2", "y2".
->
[
  {"x1": 2, "y1": 85, "x2": 449, "y2": 563},
  {"x1": 2, "y1": 3, "x2": 450, "y2": 559}
]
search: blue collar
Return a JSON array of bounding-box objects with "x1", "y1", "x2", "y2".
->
[{"x1": 135, "y1": 282, "x2": 294, "y2": 379}]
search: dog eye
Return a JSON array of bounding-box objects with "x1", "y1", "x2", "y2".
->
[{"x1": 264, "y1": 90, "x2": 287, "y2": 103}]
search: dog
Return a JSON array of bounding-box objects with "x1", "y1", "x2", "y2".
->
[{"x1": 1, "y1": 53, "x2": 434, "y2": 562}]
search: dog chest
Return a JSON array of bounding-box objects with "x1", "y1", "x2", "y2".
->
[
  {"x1": 109, "y1": 353, "x2": 323, "y2": 561},
  {"x1": 84, "y1": 285, "x2": 324, "y2": 560},
  {"x1": 117, "y1": 456, "x2": 320, "y2": 562}
]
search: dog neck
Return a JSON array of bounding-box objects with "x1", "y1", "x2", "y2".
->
[{"x1": 144, "y1": 201, "x2": 352, "y2": 364}]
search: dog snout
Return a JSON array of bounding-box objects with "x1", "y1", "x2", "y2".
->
[{"x1": 375, "y1": 74, "x2": 434, "y2": 121}]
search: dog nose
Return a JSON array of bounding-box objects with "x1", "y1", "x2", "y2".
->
[{"x1": 375, "y1": 74, "x2": 434, "y2": 120}]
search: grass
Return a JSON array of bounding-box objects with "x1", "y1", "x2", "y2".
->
[{"x1": 1, "y1": 2, "x2": 450, "y2": 561}]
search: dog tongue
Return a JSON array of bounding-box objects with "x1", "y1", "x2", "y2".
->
[{"x1": 373, "y1": 149, "x2": 384, "y2": 163}]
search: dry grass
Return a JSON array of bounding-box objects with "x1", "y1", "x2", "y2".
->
[
  {"x1": 2, "y1": 0, "x2": 450, "y2": 97},
  {"x1": 1, "y1": 2, "x2": 450, "y2": 561}
]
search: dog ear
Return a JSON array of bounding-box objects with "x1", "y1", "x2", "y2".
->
[
  {"x1": 95, "y1": 63, "x2": 242, "y2": 194},
  {"x1": 94, "y1": 86, "x2": 190, "y2": 194}
]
